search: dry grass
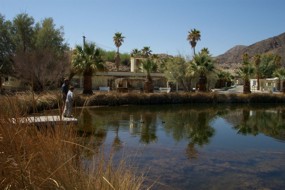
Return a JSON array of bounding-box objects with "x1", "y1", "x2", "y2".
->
[
  {"x1": 0, "y1": 95, "x2": 146, "y2": 190},
  {"x1": 1, "y1": 91, "x2": 285, "y2": 112},
  {"x1": 79, "y1": 91, "x2": 285, "y2": 106}
]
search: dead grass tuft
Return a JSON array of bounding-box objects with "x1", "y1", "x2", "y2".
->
[{"x1": 0, "y1": 96, "x2": 146, "y2": 190}]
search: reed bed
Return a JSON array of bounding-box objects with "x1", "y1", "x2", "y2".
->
[
  {"x1": 2, "y1": 91, "x2": 285, "y2": 112},
  {"x1": 0, "y1": 95, "x2": 146, "y2": 190},
  {"x1": 80, "y1": 91, "x2": 285, "y2": 106}
]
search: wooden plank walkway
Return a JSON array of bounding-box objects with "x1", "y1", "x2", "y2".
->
[{"x1": 12, "y1": 115, "x2": 78, "y2": 126}]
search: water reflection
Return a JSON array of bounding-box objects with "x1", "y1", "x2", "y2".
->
[
  {"x1": 226, "y1": 107, "x2": 285, "y2": 141},
  {"x1": 77, "y1": 105, "x2": 285, "y2": 154},
  {"x1": 72, "y1": 104, "x2": 285, "y2": 189}
]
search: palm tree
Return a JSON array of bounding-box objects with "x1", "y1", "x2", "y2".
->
[
  {"x1": 216, "y1": 70, "x2": 233, "y2": 88},
  {"x1": 72, "y1": 42, "x2": 104, "y2": 94},
  {"x1": 239, "y1": 53, "x2": 254, "y2": 94},
  {"x1": 187, "y1": 29, "x2": 201, "y2": 55},
  {"x1": 188, "y1": 50, "x2": 215, "y2": 92},
  {"x1": 141, "y1": 46, "x2": 152, "y2": 58},
  {"x1": 141, "y1": 58, "x2": 157, "y2": 93},
  {"x1": 201, "y1": 47, "x2": 209, "y2": 54},
  {"x1": 130, "y1": 48, "x2": 141, "y2": 57},
  {"x1": 113, "y1": 32, "x2": 125, "y2": 71},
  {"x1": 254, "y1": 54, "x2": 261, "y2": 90},
  {"x1": 273, "y1": 68, "x2": 285, "y2": 93}
]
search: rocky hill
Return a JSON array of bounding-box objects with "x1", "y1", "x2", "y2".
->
[{"x1": 216, "y1": 32, "x2": 285, "y2": 70}]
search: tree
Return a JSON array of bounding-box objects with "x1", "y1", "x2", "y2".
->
[
  {"x1": 273, "y1": 67, "x2": 285, "y2": 93},
  {"x1": 216, "y1": 70, "x2": 233, "y2": 88},
  {"x1": 0, "y1": 14, "x2": 15, "y2": 90},
  {"x1": 239, "y1": 53, "x2": 254, "y2": 94},
  {"x1": 12, "y1": 13, "x2": 35, "y2": 53},
  {"x1": 258, "y1": 53, "x2": 281, "y2": 78},
  {"x1": 187, "y1": 29, "x2": 201, "y2": 55},
  {"x1": 141, "y1": 58, "x2": 157, "y2": 93},
  {"x1": 72, "y1": 42, "x2": 104, "y2": 94},
  {"x1": 130, "y1": 48, "x2": 141, "y2": 57},
  {"x1": 188, "y1": 50, "x2": 215, "y2": 92},
  {"x1": 164, "y1": 56, "x2": 194, "y2": 92},
  {"x1": 113, "y1": 32, "x2": 125, "y2": 71},
  {"x1": 141, "y1": 46, "x2": 152, "y2": 58},
  {"x1": 201, "y1": 47, "x2": 209, "y2": 54},
  {"x1": 12, "y1": 15, "x2": 69, "y2": 92}
]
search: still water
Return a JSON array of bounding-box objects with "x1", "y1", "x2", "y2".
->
[{"x1": 76, "y1": 104, "x2": 285, "y2": 190}]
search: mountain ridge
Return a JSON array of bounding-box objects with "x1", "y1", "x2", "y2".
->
[{"x1": 216, "y1": 32, "x2": 285, "y2": 70}]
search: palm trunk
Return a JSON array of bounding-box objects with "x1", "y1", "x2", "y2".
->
[
  {"x1": 115, "y1": 50, "x2": 120, "y2": 71},
  {"x1": 257, "y1": 75, "x2": 260, "y2": 90},
  {"x1": 0, "y1": 76, "x2": 2, "y2": 91},
  {"x1": 83, "y1": 69, "x2": 93, "y2": 94},
  {"x1": 198, "y1": 75, "x2": 207, "y2": 92},
  {"x1": 243, "y1": 79, "x2": 251, "y2": 94},
  {"x1": 144, "y1": 71, "x2": 153, "y2": 93}
]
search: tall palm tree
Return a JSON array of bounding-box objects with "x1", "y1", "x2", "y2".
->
[
  {"x1": 254, "y1": 54, "x2": 261, "y2": 90},
  {"x1": 188, "y1": 50, "x2": 215, "y2": 92},
  {"x1": 239, "y1": 53, "x2": 254, "y2": 94},
  {"x1": 72, "y1": 42, "x2": 104, "y2": 94},
  {"x1": 113, "y1": 32, "x2": 125, "y2": 71},
  {"x1": 187, "y1": 29, "x2": 201, "y2": 55}
]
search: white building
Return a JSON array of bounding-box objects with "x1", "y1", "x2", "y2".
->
[{"x1": 250, "y1": 77, "x2": 282, "y2": 92}]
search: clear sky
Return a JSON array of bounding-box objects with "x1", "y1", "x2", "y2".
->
[{"x1": 1, "y1": 0, "x2": 285, "y2": 56}]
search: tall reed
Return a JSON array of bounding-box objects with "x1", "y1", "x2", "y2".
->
[{"x1": 0, "y1": 94, "x2": 146, "y2": 190}]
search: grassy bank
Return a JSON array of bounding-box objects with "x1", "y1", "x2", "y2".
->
[
  {"x1": 1, "y1": 91, "x2": 285, "y2": 114},
  {"x1": 0, "y1": 96, "x2": 146, "y2": 190}
]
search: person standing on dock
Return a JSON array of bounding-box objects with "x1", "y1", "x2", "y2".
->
[
  {"x1": 63, "y1": 85, "x2": 74, "y2": 118},
  {"x1": 61, "y1": 78, "x2": 69, "y2": 102},
  {"x1": 61, "y1": 78, "x2": 69, "y2": 114}
]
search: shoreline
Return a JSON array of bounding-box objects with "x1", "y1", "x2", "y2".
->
[{"x1": 2, "y1": 91, "x2": 284, "y2": 114}]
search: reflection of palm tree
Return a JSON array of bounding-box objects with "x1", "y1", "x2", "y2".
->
[
  {"x1": 78, "y1": 108, "x2": 107, "y2": 156},
  {"x1": 186, "y1": 143, "x2": 198, "y2": 159},
  {"x1": 112, "y1": 126, "x2": 122, "y2": 151},
  {"x1": 188, "y1": 112, "x2": 215, "y2": 146},
  {"x1": 234, "y1": 109, "x2": 259, "y2": 136},
  {"x1": 163, "y1": 109, "x2": 216, "y2": 159},
  {"x1": 139, "y1": 113, "x2": 157, "y2": 144}
]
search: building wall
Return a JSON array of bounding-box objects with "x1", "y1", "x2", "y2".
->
[
  {"x1": 71, "y1": 72, "x2": 168, "y2": 91},
  {"x1": 250, "y1": 78, "x2": 281, "y2": 92}
]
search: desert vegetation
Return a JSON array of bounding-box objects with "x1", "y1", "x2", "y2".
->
[{"x1": 0, "y1": 95, "x2": 147, "y2": 190}]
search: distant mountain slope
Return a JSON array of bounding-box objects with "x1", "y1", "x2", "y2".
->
[{"x1": 216, "y1": 32, "x2": 285, "y2": 70}]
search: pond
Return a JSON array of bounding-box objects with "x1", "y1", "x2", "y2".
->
[{"x1": 75, "y1": 104, "x2": 285, "y2": 190}]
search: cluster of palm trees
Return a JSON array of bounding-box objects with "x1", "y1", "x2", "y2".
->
[
  {"x1": 71, "y1": 29, "x2": 217, "y2": 94},
  {"x1": 239, "y1": 52, "x2": 283, "y2": 93},
  {"x1": 71, "y1": 28, "x2": 284, "y2": 95}
]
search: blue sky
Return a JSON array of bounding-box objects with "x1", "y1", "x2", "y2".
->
[{"x1": 1, "y1": 0, "x2": 285, "y2": 56}]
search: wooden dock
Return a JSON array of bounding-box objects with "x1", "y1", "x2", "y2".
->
[{"x1": 12, "y1": 115, "x2": 78, "y2": 126}]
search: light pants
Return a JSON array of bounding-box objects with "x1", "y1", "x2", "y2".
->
[{"x1": 63, "y1": 101, "x2": 73, "y2": 117}]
